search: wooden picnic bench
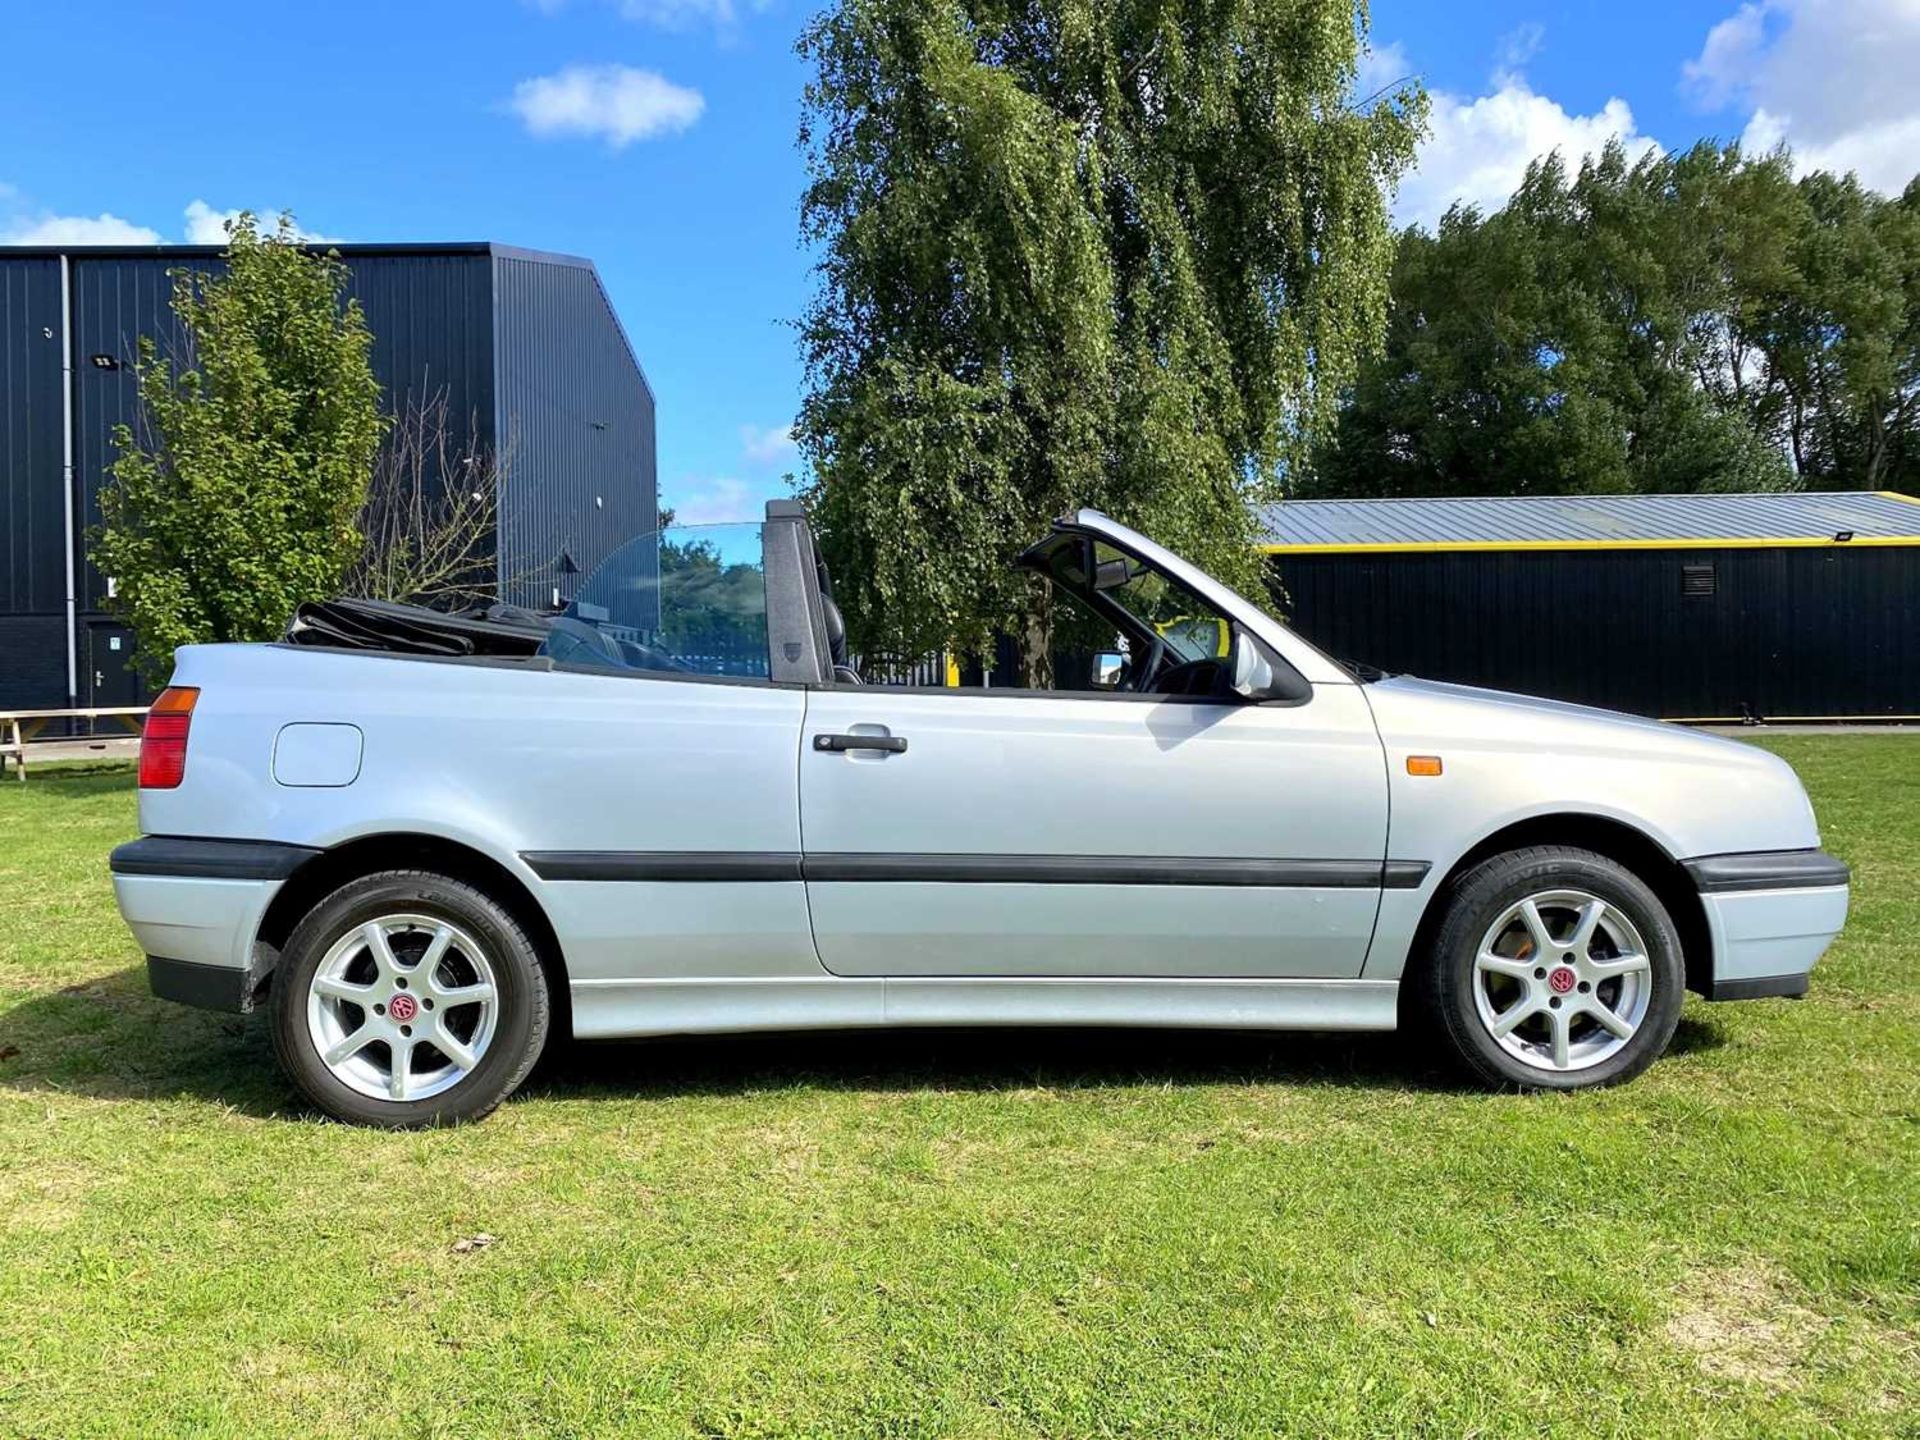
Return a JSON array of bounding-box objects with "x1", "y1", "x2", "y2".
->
[{"x1": 0, "y1": 706, "x2": 148, "y2": 780}]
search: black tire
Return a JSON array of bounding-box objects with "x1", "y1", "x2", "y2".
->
[
  {"x1": 1417, "y1": 845, "x2": 1685, "y2": 1091},
  {"x1": 269, "y1": 870, "x2": 551, "y2": 1127}
]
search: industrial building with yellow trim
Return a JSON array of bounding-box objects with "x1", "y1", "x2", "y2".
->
[{"x1": 1261, "y1": 491, "x2": 1920, "y2": 723}]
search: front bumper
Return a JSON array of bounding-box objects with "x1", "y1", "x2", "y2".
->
[
  {"x1": 1683, "y1": 849, "x2": 1850, "y2": 1002},
  {"x1": 110, "y1": 837, "x2": 316, "y2": 1013}
]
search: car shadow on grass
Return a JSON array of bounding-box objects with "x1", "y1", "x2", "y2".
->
[
  {"x1": 0, "y1": 965, "x2": 295, "y2": 1118},
  {"x1": 0, "y1": 963, "x2": 1469, "y2": 1117},
  {"x1": 519, "y1": 991, "x2": 1736, "y2": 1103},
  {"x1": 525, "y1": 1023, "x2": 1460, "y2": 1104},
  {"x1": 1668, "y1": 1011, "x2": 1734, "y2": 1056},
  {"x1": 0, "y1": 963, "x2": 1739, "y2": 1118}
]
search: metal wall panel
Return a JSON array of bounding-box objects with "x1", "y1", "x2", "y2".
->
[
  {"x1": 342, "y1": 251, "x2": 496, "y2": 495},
  {"x1": 3, "y1": 243, "x2": 655, "y2": 706},
  {"x1": 492, "y1": 251, "x2": 657, "y2": 610},
  {"x1": 0, "y1": 257, "x2": 66, "y2": 618},
  {"x1": 0, "y1": 615, "x2": 66, "y2": 710},
  {"x1": 66, "y1": 250, "x2": 496, "y2": 615},
  {"x1": 1277, "y1": 547, "x2": 1920, "y2": 719},
  {"x1": 69, "y1": 253, "x2": 216, "y2": 617}
]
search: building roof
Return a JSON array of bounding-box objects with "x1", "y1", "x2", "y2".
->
[
  {"x1": 0, "y1": 239, "x2": 652, "y2": 402},
  {"x1": 0, "y1": 240, "x2": 585, "y2": 264},
  {"x1": 1259, "y1": 491, "x2": 1920, "y2": 553}
]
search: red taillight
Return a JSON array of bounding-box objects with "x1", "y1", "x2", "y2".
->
[{"x1": 139, "y1": 686, "x2": 199, "y2": 789}]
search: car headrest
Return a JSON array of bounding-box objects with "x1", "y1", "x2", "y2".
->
[{"x1": 820, "y1": 594, "x2": 850, "y2": 666}]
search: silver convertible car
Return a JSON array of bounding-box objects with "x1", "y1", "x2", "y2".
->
[{"x1": 111, "y1": 502, "x2": 1850, "y2": 1126}]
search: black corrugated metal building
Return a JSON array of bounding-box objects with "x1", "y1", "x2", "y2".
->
[
  {"x1": 1264, "y1": 492, "x2": 1920, "y2": 721},
  {"x1": 0, "y1": 241, "x2": 656, "y2": 710}
]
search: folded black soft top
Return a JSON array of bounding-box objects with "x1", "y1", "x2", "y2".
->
[{"x1": 286, "y1": 597, "x2": 554, "y2": 657}]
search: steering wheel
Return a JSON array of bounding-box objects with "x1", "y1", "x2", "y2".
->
[{"x1": 1126, "y1": 635, "x2": 1168, "y2": 693}]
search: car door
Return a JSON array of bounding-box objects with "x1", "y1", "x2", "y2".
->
[{"x1": 799, "y1": 680, "x2": 1391, "y2": 978}]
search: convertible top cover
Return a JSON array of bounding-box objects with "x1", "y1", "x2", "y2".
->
[{"x1": 286, "y1": 597, "x2": 553, "y2": 658}]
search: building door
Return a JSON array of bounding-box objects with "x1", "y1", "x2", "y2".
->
[{"x1": 86, "y1": 623, "x2": 145, "y2": 709}]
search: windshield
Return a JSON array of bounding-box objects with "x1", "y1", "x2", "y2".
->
[
  {"x1": 541, "y1": 522, "x2": 769, "y2": 676},
  {"x1": 1091, "y1": 542, "x2": 1233, "y2": 662}
]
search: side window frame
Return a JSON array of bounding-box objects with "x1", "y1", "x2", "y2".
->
[
  {"x1": 763, "y1": 500, "x2": 833, "y2": 685},
  {"x1": 827, "y1": 528, "x2": 1308, "y2": 706}
]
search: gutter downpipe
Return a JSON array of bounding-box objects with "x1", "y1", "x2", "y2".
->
[{"x1": 59, "y1": 254, "x2": 78, "y2": 710}]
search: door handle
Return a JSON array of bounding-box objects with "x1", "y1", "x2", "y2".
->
[{"x1": 813, "y1": 732, "x2": 908, "y2": 754}]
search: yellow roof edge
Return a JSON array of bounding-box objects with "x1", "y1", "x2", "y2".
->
[{"x1": 1260, "y1": 535, "x2": 1920, "y2": 555}]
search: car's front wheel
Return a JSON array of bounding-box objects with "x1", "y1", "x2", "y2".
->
[
  {"x1": 1419, "y1": 845, "x2": 1685, "y2": 1090},
  {"x1": 269, "y1": 870, "x2": 551, "y2": 1127}
]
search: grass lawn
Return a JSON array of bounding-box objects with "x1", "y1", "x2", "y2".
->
[{"x1": 1, "y1": 739, "x2": 1915, "y2": 1438}]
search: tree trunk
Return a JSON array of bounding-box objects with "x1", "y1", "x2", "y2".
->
[{"x1": 1016, "y1": 583, "x2": 1054, "y2": 691}]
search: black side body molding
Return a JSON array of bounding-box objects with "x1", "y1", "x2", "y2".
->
[
  {"x1": 110, "y1": 836, "x2": 323, "y2": 881},
  {"x1": 802, "y1": 854, "x2": 1414, "y2": 887},
  {"x1": 524, "y1": 851, "x2": 806, "y2": 882},
  {"x1": 1682, "y1": 849, "x2": 1851, "y2": 894},
  {"x1": 523, "y1": 851, "x2": 1432, "y2": 889}
]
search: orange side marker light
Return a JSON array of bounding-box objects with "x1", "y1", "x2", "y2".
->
[{"x1": 1406, "y1": 755, "x2": 1443, "y2": 777}]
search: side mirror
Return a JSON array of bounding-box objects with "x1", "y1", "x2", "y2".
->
[
  {"x1": 1091, "y1": 651, "x2": 1125, "y2": 689},
  {"x1": 1227, "y1": 627, "x2": 1284, "y2": 701}
]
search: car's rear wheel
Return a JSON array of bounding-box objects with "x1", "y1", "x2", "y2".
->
[
  {"x1": 1419, "y1": 845, "x2": 1684, "y2": 1090},
  {"x1": 269, "y1": 870, "x2": 550, "y2": 1127}
]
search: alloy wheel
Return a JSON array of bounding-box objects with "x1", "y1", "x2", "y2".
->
[
  {"x1": 305, "y1": 913, "x2": 501, "y2": 1102},
  {"x1": 1470, "y1": 889, "x2": 1653, "y2": 1073}
]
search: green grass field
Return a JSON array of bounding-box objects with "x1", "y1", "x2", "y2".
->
[{"x1": 1, "y1": 739, "x2": 1915, "y2": 1438}]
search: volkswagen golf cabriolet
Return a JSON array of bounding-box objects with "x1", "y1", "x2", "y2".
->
[{"x1": 110, "y1": 502, "x2": 1849, "y2": 1125}]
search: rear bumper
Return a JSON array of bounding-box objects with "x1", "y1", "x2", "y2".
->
[
  {"x1": 1703, "y1": 971, "x2": 1813, "y2": 1002},
  {"x1": 146, "y1": 954, "x2": 259, "y2": 1012},
  {"x1": 109, "y1": 837, "x2": 313, "y2": 1012},
  {"x1": 1686, "y1": 850, "x2": 1850, "y2": 1002}
]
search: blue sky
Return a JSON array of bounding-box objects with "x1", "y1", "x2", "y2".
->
[{"x1": 4, "y1": 1, "x2": 1914, "y2": 524}]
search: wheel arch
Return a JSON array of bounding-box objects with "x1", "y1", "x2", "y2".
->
[
  {"x1": 1409, "y1": 813, "x2": 1712, "y2": 996},
  {"x1": 254, "y1": 832, "x2": 572, "y2": 1035}
]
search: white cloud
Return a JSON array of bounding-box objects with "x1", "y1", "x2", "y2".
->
[
  {"x1": 1685, "y1": 0, "x2": 1920, "y2": 194},
  {"x1": 668, "y1": 476, "x2": 763, "y2": 525},
  {"x1": 739, "y1": 422, "x2": 797, "y2": 465},
  {"x1": 0, "y1": 210, "x2": 163, "y2": 245},
  {"x1": 0, "y1": 187, "x2": 341, "y2": 247},
  {"x1": 509, "y1": 64, "x2": 705, "y2": 148},
  {"x1": 616, "y1": 0, "x2": 739, "y2": 28},
  {"x1": 530, "y1": 0, "x2": 758, "y2": 33},
  {"x1": 1377, "y1": 44, "x2": 1659, "y2": 229},
  {"x1": 183, "y1": 201, "x2": 341, "y2": 245},
  {"x1": 1495, "y1": 22, "x2": 1547, "y2": 73},
  {"x1": 1683, "y1": 4, "x2": 1772, "y2": 111}
]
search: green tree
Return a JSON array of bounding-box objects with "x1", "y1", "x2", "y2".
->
[
  {"x1": 795, "y1": 0, "x2": 1424, "y2": 681},
  {"x1": 93, "y1": 212, "x2": 385, "y2": 685},
  {"x1": 656, "y1": 527, "x2": 770, "y2": 665},
  {"x1": 1752, "y1": 172, "x2": 1920, "y2": 488},
  {"x1": 1303, "y1": 141, "x2": 1920, "y2": 499}
]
